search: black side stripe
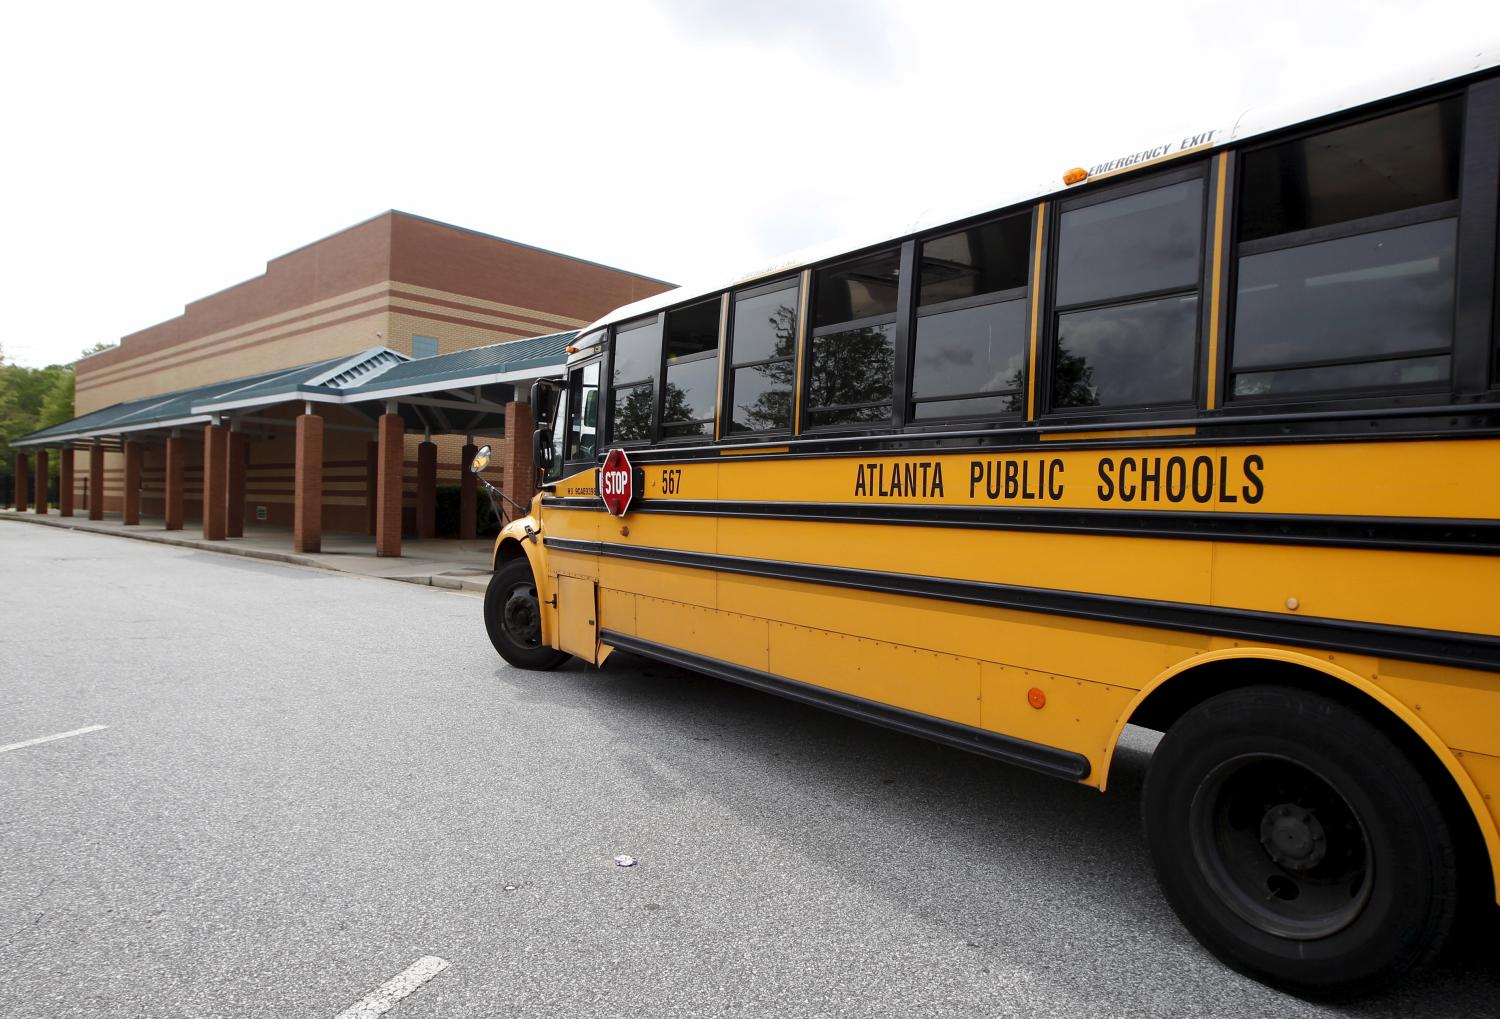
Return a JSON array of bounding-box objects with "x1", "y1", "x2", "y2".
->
[
  {"x1": 540, "y1": 497, "x2": 1500, "y2": 556},
  {"x1": 545, "y1": 536, "x2": 1500, "y2": 674},
  {"x1": 599, "y1": 629, "x2": 1092, "y2": 782}
]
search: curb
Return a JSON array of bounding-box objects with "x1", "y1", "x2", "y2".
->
[{"x1": 0, "y1": 512, "x2": 490, "y2": 592}]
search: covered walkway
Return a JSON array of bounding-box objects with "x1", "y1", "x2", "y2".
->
[{"x1": 10, "y1": 331, "x2": 571, "y2": 560}]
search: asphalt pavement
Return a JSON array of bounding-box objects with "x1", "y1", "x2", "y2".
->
[{"x1": 2, "y1": 523, "x2": 1496, "y2": 1018}]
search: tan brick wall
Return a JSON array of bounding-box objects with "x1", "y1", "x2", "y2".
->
[{"x1": 73, "y1": 211, "x2": 672, "y2": 416}]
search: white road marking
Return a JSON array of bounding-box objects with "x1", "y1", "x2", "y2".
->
[
  {"x1": 334, "y1": 956, "x2": 450, "y2": 1019},
  {"x1": 0, "y1": 725, "x2": 109, "y2": 756}
]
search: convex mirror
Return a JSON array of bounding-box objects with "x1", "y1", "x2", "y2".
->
[{"x1": 470, "y1": 445, "x2": 492, "y2": 474}]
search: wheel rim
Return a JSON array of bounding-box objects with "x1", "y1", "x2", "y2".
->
[
  {"x1": 1188, "y1": 752, "x2": 1374, "y2": 940},
  {"x1": 500, "y1": 581, "x2": 543, "y2": 649}
]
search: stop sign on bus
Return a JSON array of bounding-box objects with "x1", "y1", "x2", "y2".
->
[{"x1": 599, "y1": 448, "x2": 634, "y2": 517}]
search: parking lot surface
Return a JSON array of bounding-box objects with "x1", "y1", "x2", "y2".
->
[{"x1": 2, "y1": 524, "x2": 1496, "y2": 1018}]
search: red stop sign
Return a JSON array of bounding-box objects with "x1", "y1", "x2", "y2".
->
[{"x1": 599, "y1": 448, "x2": 634, "y2": 517}]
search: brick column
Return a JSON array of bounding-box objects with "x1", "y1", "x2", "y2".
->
[
  {"x1": 15, "y1": 452, "x2": 29, "y2": 513},
  {"x1": 294, "y1": 412, "x2": 323, "y2": 553},
  {"x1": 365, "y1": 440, "x2": 379, "y2": 536},
  {"x1": 459, "y1": 442, "x2": 478, "y2": 540},
  {"x1": 88, "y1": 441, "x2": 103, "y2": 519},
  {"x1": 122, "y1": 441, "x2": 142, "y2": 525},
  {"x1": 502, "y1": 401, "x2": 537, "y2": 511},
  {"x1": 202, "y1": 422, "x2": 228, "y2": 540},
  {"x1": 34, "y1": 449, "x2": 48, "y2": 515},
  {"x1": 59, "y1": 447, "x2": 75, "y2": 517},
  {"x1": 375, "y1": 413, "x2": 403, "y2": 557},
  {"x1": 415, "y1": 440, "x2": 437, "y2": 540},
  {"x1": 164, "y1": 434, "x2": 185, "y2": 530},
  {"x1": 226, "y1": 429, "x2": 247, "y2": 538}
]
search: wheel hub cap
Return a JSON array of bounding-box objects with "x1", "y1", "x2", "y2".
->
[{"x1": 1259, "y1": 803, "x2": 1327, "y2": 871}]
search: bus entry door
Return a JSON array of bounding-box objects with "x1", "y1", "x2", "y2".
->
[{"x1": 556, "y1": 574, "x2": 599, "y2": 661}]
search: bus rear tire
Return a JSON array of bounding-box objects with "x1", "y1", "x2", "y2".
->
[
  {"x1": 1142, "y1": 684, "x2": 1457, "y2": 996},
  {"x1": 484, "y1": 557, "x2": 570, "y2": 671}
]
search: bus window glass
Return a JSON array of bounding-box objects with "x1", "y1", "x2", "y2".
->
[
  {"x1": 806, "y1": 249, "x2": 900, "y2": 428},
  {"x1": 728, "y1": 281, "x2": 799, "y2": 433},
  {"x1": 546, "y1": 384, "x2": 567, "y2": 482},
  {"x1": 911, "y1": 213, "x2": 1032, "y2": 420},
  {"x1": 1238, "y1": 99, "x2": 1461, "y2": 242},
  {"x1": 807, "y1": 323, "x2": 896, "y2": 427},
  {"x1": 610, "y1": 316, "x2": 661, "y2": 443},
  {"x1": 918, "y1": 214, "x2": 1031, "y2": 306},
  {"x1": 1052, "y1": 177, "x2": 1205, "y2": 410},
  {"x1": 1056, "y1": 295, "x2": 1199, "y2": 407},
  {"x1": 1056, "y1": 180, "x2": 1203, "y2": 307},
  {"x1": 912, "y1": 300, "x2": 1027, "y2": 415},
  {"x1": 565, "y1": 361, "x2": 600, "y2": 462},
  {"x1": 813, "y1": 249, "x2": 901, "y2": 328},
  {"x1": 662, "y1": 300, "x2": 720, "y2": 439},
  {"x1": 1229, "y1": 99, "x2": 1459, "y2": 401},
  {"x1": 731, "y1": 286, "x2": 798, "y2": 365}
]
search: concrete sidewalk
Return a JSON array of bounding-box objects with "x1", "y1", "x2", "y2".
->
[{"x1": 0, "y1": 507, "x2": 496, "y2": 594}]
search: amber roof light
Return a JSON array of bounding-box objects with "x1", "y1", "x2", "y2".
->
[{"x1": 1063, "y1": 167, "x2": 1088, "y2": 186}]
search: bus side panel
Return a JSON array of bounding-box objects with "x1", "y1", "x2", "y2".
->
[
  {"x1": 1377, "y1": 661, "x2": 1500, "y2": 758},
  {"x1": 632, "y1": 593, "x2": 770, "y2": 670},
  {"x1": 557, "y1": 574, "x2": 599, "y2": 660},
  {"x1": 768, "y1": 620, "x2": 983, "y2": 727},
  {"x1": 1210, "y1": 542, "x2": 1500, "y2": 637},
  {"x1": 1452, "y1": 749, "x2": 1500, "y2": 898},
  {"x1": 717, "y1": 570, "x2": 1205, "y2": 689},
  {"x1": 981, "y1": 663, "x2": 1138, "y2": 765}
]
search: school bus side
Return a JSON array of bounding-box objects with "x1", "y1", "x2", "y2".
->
[{"x1": 482, "y1": 58, "x2": 1500, "y2": 995}]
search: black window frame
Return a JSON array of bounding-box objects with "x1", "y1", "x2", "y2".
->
[
  {"x1": 605, "y1": 312, "x2": 663, "y2": 447},
  {"x1": 799, "y1": 245, "x2": 908, "y2": 435},
  {"x1": 1222, "y1": 90, "x2": 1471, "y2": 409},
  {"x1": 721, "y1": 275, "x2": 801, "y2": 439},
  {"x1": 905, "y1": 208, "x2": 1035, "y2": 426},
  {"x1": 562, "y1": 354, "x2": 604, "y2": 470},
  {"x1": 656, "y1": 297, "x2": 722, "y2": 445},
  {"x1": 1039, "y1": 160, "x2": 1214, "y2": 423}
]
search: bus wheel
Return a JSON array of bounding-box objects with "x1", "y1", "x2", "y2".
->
[
  {"x1": 484, "y1": 558, "x2": 569, "y2": 670},
  {"x1": 1142, "y1": 685, "x2": 1457, "y2": 996}
]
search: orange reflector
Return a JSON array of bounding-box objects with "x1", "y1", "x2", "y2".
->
[
  {"x1": 1027, "y1": 687, "x2": 1046, "y2": 709},
  {"x1": 565, "y1": 345, "x2": 578, "y2": 354},
  {"x1": 1062, "y1": 167, "x2": 1088, "y2": 186}
]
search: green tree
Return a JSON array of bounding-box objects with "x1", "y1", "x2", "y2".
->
[{"x1": 0, "y1": 341, "x2": 106, "y2": 504}]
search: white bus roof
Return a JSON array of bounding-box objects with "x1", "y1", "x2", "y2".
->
[{"x1": 573, "y1": 44, "x2": 1499, "y2": 348}]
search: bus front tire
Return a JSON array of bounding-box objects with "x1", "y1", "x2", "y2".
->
[
  {"x1": 484, "y1": 558, "x2": 570, "y2": 671},
  {"x1": 1142, "y1": 685, "x2": 1457, "y2": 996}
]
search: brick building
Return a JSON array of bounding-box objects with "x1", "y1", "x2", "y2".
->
[{"x1": 12, "y1": 211, "x2": 671, "y2": 548}]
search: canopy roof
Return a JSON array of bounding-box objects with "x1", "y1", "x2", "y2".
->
[{"x1": 14, "y1": 331, "x2": 574, "y2": 448}]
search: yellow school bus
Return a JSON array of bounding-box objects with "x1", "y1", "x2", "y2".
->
[{"x1": 480, "y1": 52, "x2": 1500, "y2": 994}]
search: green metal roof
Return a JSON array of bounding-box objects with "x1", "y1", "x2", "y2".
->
[
  {"x1": 12, "y1": 331, "x2": 572, "y2": 447},
  {"x1": 337, "y1": 331, "x2": 576, "y2": 400}
]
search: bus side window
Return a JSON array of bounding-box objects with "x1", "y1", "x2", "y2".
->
[
  {"x1": 609, "y1": 316, "x2": 662, "y2": 444},
  {"x1": 1228, "y1": 98, "x2": 1461, "y2": 400},
  {"x1": 725, "y1": 279, "x2": 799, "y2": 434},
  {"x1": 805, "y1": 247, "x2": 902, "y2": 429},
  {"x1": 660, "y1": 299, "x2": 720, "y2": 440},
  {"x1": 546, "y1": 383, "x2": 567, "y2": 482},
  {"x1": 911, "y1": 212, "x2": 1032, "y2": 421},
  {"x1": 566, "y1": 360, "x2": 601, "y2": 464},
  {"x1": 1050, "y1": 173, "x2": 1206, "y2": 411}
]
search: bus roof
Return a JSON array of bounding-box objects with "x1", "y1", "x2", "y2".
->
[{"x1": 572, "y1": 43, "x2": 1499, "y2": 347}]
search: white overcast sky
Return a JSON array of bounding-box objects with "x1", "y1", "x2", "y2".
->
[{"x1": 1, "y1": 0, "x2": 1495, "y2": 367}]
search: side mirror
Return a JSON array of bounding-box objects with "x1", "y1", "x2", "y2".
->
[
  {"x1": 470, "y1": 444, "x2": 492, "y2": 474},
  {"x1": 533, "y1": 427, "x2": 554, "y2": 473},
  {"x1": 530, "y1": 379, "x2": 560, "y2": 424}
]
